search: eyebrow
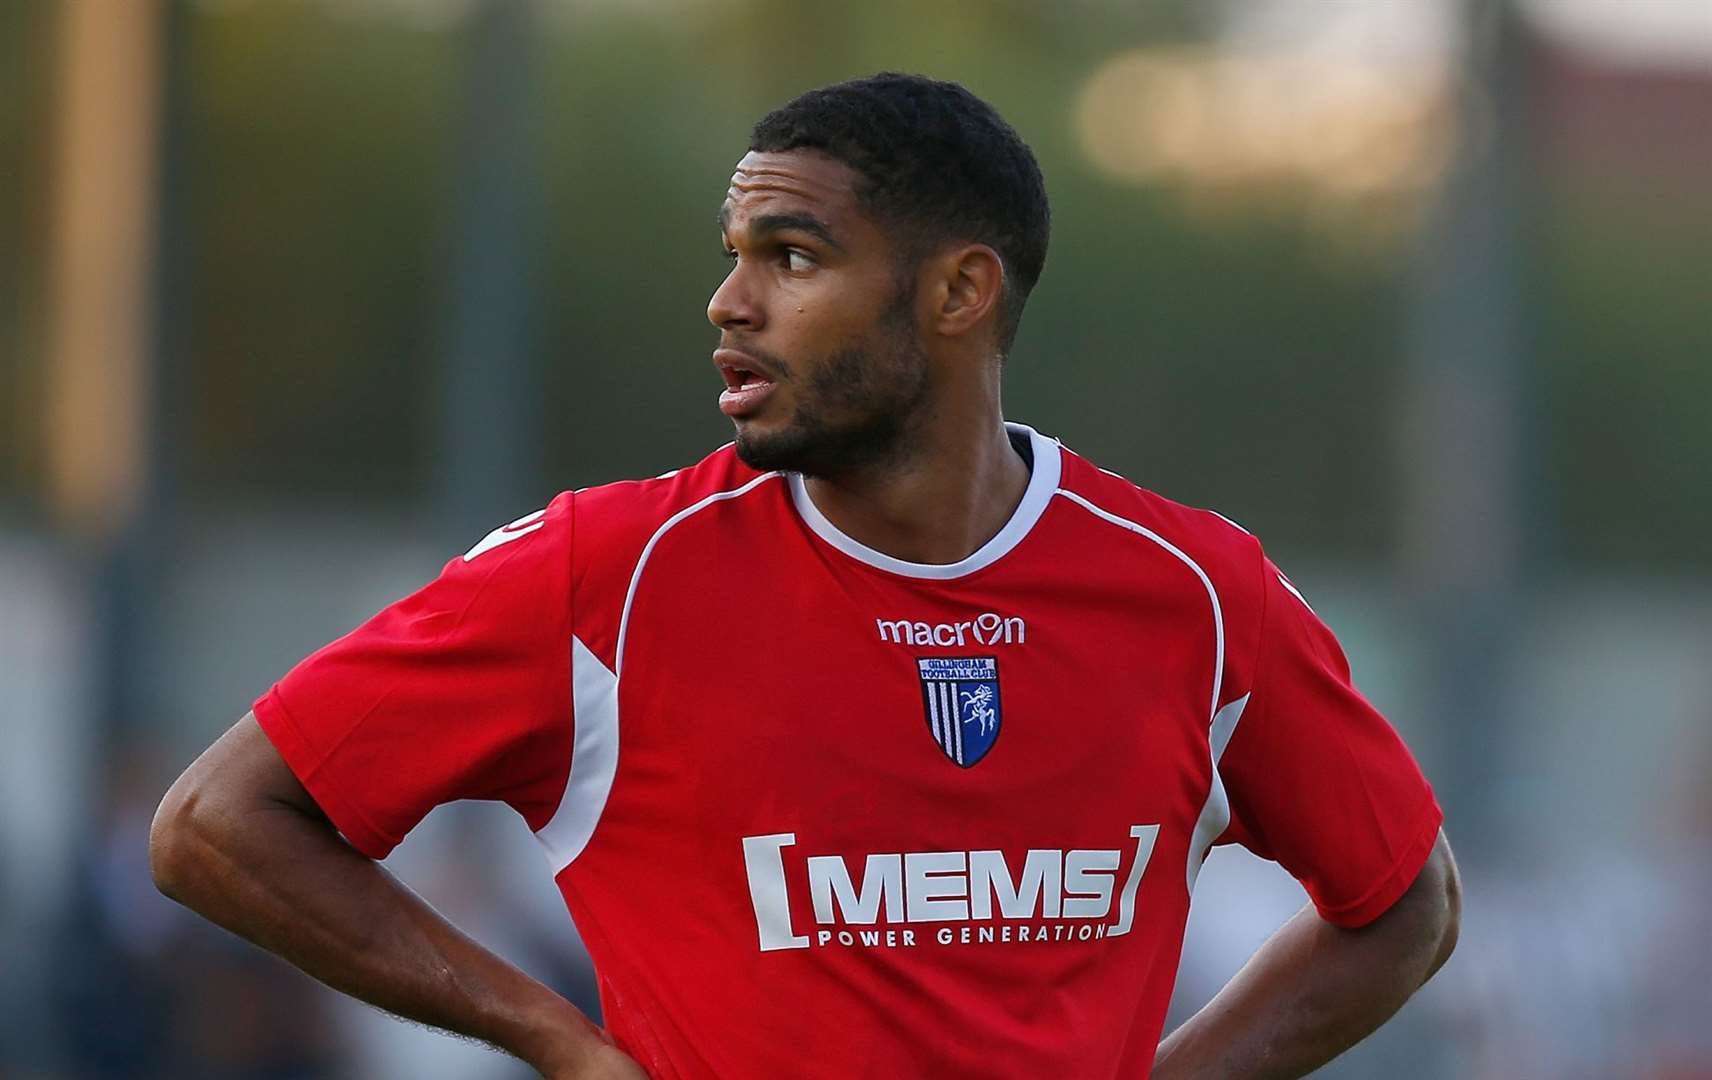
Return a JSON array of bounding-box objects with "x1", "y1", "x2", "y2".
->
[{"x1": 717, "y1": 206, "x2": 844, "y2": 252}]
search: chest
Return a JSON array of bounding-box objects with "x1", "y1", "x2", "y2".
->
[{"x1": 609, "y1": 539, "x2": 1218, "y2": 852}]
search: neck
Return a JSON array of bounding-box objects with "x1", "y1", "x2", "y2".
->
[{"x1": 801, "y1": 404, "x2": 1031, "y2": 567}]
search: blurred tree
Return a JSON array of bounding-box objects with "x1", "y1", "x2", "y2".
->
[
  {"x1": 1541, "y1": 205, "x2": 1712, "y2": 570},
  {"x1": 0, "y1": 2, "x2": 52, "y2": 513},
  {"x1": 184, "y1": 1, "x2": 458, "y2": 503}
]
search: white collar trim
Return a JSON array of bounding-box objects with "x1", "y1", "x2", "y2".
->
[{"x1": 787, "y1": 422, "x2": 1062, "y2": 580}]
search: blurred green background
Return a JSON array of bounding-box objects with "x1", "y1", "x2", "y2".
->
[
  {"x1": 3, "y1": 1, "x2": 1709, "y2": 1077},
  {"x1": 5, "y1": 1, "x2": 1709, "y2": 559}
]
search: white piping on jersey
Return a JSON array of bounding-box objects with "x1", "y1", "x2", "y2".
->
[
  {"x1": 1052, "y1": 489, "x2": 1226, "y2": 726},
  {"x1": 1275, "y1": 571, "x2": 1316, "y2": 615},
  {"x1": 615, "y1": 470, "x2": 783, "y2": 676},
  {"x1": 1185, "y1": 693, "x2": 1249, "y2": 893},
  {"x1": 787, "y1": 423, "x2": 1063, "y2": 580},
  {"x1": 536, "y1": 636, "x2": 622, "y2": 874},
  {"x1": 1211, "y1": 510, "x2": 1251, "y2": 536},
  {"x1": 1052, "y1": 488, "x2": 1241, "y2": 898}
]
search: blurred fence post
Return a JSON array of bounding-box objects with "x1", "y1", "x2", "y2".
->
[
  {"x1": 33, "y1": 0, "x2": 182, "y2": 1068},
  {"x1": 438, "y1": 0, "x2": 545, "y2": 540},
  {"x1": 1399, "y1": 0, "x2": 1539, "y2": 857}
]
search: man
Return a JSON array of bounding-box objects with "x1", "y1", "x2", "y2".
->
[{"x1": 152, "y1": 73, "x2": 1459, "y2": 1079}]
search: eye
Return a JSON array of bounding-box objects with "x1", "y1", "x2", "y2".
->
[{"x1": 783, "y1": 249, "x2": 814, "y2": 272}]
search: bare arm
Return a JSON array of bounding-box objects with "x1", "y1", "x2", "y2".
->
[
  {"x1": 149, "y1": 713, "x2": 645, "y2": 1079},
  {"x1": 1153, "y1": 830, "x2": 1461, "y2": 1080}
]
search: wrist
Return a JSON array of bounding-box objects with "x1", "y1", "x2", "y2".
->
[{"x1": 508, "y1": 995, "x2": 606, "y2": 1075}]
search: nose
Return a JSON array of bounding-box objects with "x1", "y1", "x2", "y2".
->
[{"x1": 707, "y1": 261, "x2": 762, "y2": 331}]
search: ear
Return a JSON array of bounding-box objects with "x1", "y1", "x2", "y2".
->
[{"x1": 926, "y1": 243, "x2": 1004, "y2": 341}]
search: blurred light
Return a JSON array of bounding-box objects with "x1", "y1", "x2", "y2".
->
[
  {"x1": 193, "y1": 0, "x2": 727, "y2": 28},
  {"x1": 1521, "y1": 0, "x2": 1712, "y2": 71},
  {"x1": 1074, "y1": 47, "x2": 1454, "y2": 230},
  {"x1": 44, "y1": 0, "x2": 164, "y2": 536},
  {"x1": 1076, "y1": 0, "x2": 1461, "y2": 239}
]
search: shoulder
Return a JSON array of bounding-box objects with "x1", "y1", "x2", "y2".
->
[
  {"x1": 1051, "y1": 441, "x2": 1276, "y2": 705},
  {"x1": 1052, "y1": 442, "x2": 1265, "y2": 613},
  {"x1": 563, "y1": 443, "x2": 784, "y2": 667},
  {"x1": 455, "y1": 444, "x2": 778, "y2": 608},
  {"x1": 569, "y1": 442, "x2": 780, "y2": 576}
]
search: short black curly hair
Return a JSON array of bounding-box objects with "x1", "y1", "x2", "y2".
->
[{"x1": 750, "y1": 72, "x2": 1050, "y2": 353}]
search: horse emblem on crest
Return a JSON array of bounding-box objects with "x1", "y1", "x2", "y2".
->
[{"x1": 961, "y1": 685, "x2": 997, "y2": 737}]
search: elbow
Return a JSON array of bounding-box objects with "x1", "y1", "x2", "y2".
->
[
  {"x1": 150, "y1": 713, "x2": 298, "y2": 910},
  {"x1": 148, "y1": 779, "x2": 190, "y2": 901},
  {"x1": 149, "y1": 771, "x2": 213, "y2": 903},
  {"x1": 1423, "y1": 830, "x2": 1462, "y2": 977}
]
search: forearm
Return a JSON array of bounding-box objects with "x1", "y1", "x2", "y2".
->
[
  {"x1": 151, "y1": 725, "x2": 604, "y2": 1075},
  {"x1": 1155, "y1": 835, "x2": 1460, "y2": 1079},
  {"x1": 1152, "y1": 906, "x2": 1425, "y2": 1078}
]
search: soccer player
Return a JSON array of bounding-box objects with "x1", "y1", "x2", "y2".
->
[{"x1": 151, "y1": 73, "x2": 1459, "y2": 1079}]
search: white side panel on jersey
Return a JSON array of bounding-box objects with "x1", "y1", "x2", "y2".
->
[
  {"x1": 1053, "y1": 488, "x2": 1236, "y2": 901},
  {"x1": 1184, "y1": 693, "x2": 1250, "y2": 893},
  {"x1": 536, "y1": 635, "x2": 620, "y2": 874},
  {"x1": 545, "y1": 473, "x2": 781, "y2": 874},
  {"x1": 616, "y1": 471, "x2": 782, "y2": 675}
]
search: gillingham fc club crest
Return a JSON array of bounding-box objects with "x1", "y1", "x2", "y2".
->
[{"x1": 918, "y1": 656, "x2": 1002, "y2": 767}]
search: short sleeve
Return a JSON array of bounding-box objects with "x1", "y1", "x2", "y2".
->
[
  {"x1": 1216, "y1": 558, "x2": 1443, "y2": 928},
  {"x1": 252, "y1": 493, "x2": 576, "y2": 860}
]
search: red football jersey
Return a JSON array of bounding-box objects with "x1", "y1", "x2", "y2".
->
[{"x1": 254, "y1": 423, "x2": 1442, "y2": 1078}]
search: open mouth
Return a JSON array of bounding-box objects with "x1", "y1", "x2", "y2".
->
[
  {"x1": 719, "y1": 365, "x2": 773, "y2": 392},
  {"x1": 714, "y1": 348, "x2": 779, "y2": 418}
]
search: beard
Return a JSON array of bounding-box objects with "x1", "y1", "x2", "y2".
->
[{"x1": 732, "y1": 290, "x2": 932, "y2": 478}]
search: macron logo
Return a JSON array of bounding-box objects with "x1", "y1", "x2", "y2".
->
[{"x1": 876, "y1": 612, "x2": 1026, "y2": 648}]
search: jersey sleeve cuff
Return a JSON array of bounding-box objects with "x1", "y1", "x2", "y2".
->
[
  {"x1": 1310, "y1": 796, "x2": 1444, "y2": 929},
  {"x1": 252, "y1": 687, "x2": 400, "y2": 861}
]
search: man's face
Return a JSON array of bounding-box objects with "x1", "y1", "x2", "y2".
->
[{"x1": 709, "y1": 150, "x2": 931, "y2": 476}]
